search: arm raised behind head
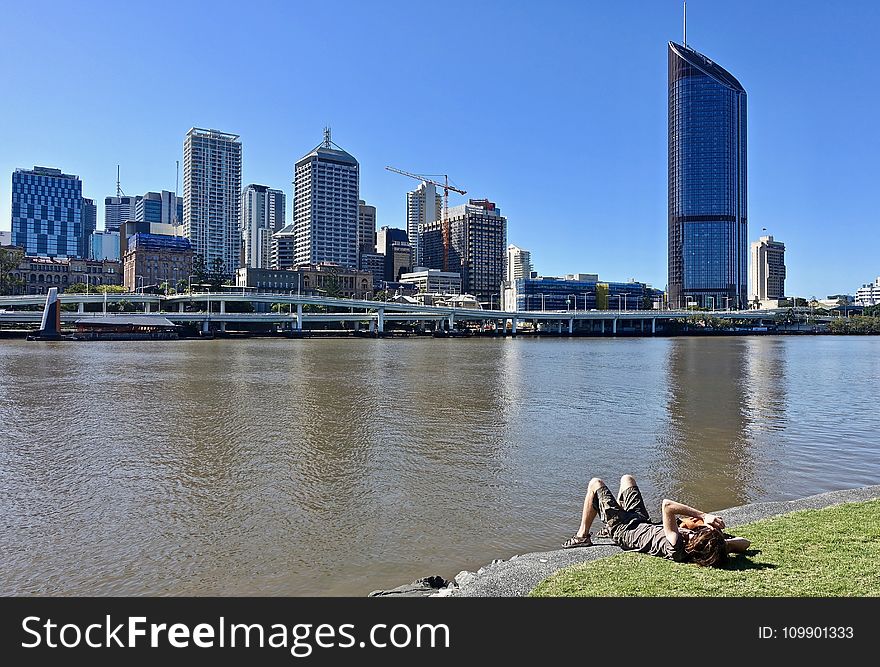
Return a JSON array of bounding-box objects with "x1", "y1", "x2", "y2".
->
[{"x1": 661, "y1": 498, "x2": 726, "y2": 546}]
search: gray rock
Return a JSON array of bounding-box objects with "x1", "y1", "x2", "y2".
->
[{"x1": 368, "y1": 575, "x2": 449, "y2": 597}]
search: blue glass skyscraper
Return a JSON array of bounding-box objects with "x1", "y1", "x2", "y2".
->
[
  {"x1": 668, "y1": 41, "x2": 747, "y2": 310},
  {"x1": 11, "y1": 166, "x2": 84, "y2": 258}
]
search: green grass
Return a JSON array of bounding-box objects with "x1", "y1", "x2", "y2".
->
[{"x1": 530, "y1": 499, "x2": 880, "y2": 597}]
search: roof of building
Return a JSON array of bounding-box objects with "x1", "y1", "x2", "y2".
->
[
  {"x1": 129, "y1": 233, "x2": 192, "y2": 252},
  {"x1": 297, "y1": 142, "x2": 358, "y2": 167},
  {"x1": 75, "y1": 316, "x2": 179, "y2": 328},
  {"x1": 668, "y1": 41, "x2": 745, "y2": 93}
]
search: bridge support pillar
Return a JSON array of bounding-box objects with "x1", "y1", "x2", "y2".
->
[
  {"x1": 419, "y1": 320, "x2": 426, "y2": 333},
  {"x1": 612, "y1": 318, "x2": 617, "y2": 335},
  {"x1": 220, "y1": 301, "x2": 226, "y2": 314},
  {"x1": 568, "y1": 318, "x2": 574, "y2": 335},
  {"x1": 601, "y1": 319, "x2": 605, "y2": 335},
  {"x1": 179, "y1": 302, "x2": 185, "y2": 313},
  {"x1": 369, "y1": 319, "x2": 375, "y2": 334},
  {"x1": 354, "y1": 321, "x2": 360, "y2": 332},
  {"x1": 145, "y1": 301, "x2": 151, "y2": 314},
  {"x1": 377, "y1": 308, "x2": 385, "y2": 334},
  {"x1": 77, "y1": 302, "x2": 84, "y2": 313},
  {"x1": 511, "y1": 318, "x2": 517, "y2": 336},
  {"x1": 202, "y1": 319, "x2": 209, "y2": 334},
  {"x1": 448, "y1": 314, "x2": 454, "y2": 331},
  {"x1": 296, "y1": 304, "x2": 303, "y2": 331},
  {"x1": 219, "y1": 322, "x2": 226, "y2": 333},
  {"x1": 652, "y1": 318, "x2": 656, "y2": 335}
]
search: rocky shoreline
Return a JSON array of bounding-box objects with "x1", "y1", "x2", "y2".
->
[{"x1": 369, "y1": 484, "x2": 880, "y2": 597}]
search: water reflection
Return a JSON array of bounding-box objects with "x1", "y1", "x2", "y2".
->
[{"x1": 654, "y1": 337, "x2": 758, "y2": 510}]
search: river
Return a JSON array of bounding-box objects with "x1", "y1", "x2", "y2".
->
[{"x1": 1, "y1": 335, "x2": 878, "y2": 595}]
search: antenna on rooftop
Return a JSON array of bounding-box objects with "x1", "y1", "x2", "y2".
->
[
  {"x1": 322, "y1": 126, "x2": 332, "y2": 148},
  {"x1": 683, "y1": 1, "x2": 687, "y2": 48},
  {"x1": 116, "y1": 165, "x2": 126, "y2": 197}
]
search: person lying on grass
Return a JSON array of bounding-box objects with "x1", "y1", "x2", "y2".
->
[{"x1": 562, "y1": 474, "x2": 751, "y2": 567}]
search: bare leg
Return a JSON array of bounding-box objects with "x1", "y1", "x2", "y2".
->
[
  {"x1": 574, "y1": 477, "x2": 606, "y2": 538},
  {"x1": 617, "y1": 474, "x2": 637, "y2": 501}
]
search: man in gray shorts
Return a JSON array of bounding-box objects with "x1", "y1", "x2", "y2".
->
[{"x1": 562, "y1": 474, "x2": 750, "y2": 567}]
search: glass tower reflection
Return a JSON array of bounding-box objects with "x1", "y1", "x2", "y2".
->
[{"x1": 668, "y1": 41, "x2": 747, "y2": 310}]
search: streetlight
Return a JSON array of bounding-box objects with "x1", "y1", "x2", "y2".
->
[
  {"x1": 708, "y1": 296, "x2": 715, "y2": 311},
  {"x1": 724, "y1": 296, "x2": 731, "y2": 311},
  {"x1": 136, "y1": 275, "x2": 145, "y2": 294},
  {"x1": 540, "y1": 293, "x2": 546, "y2": 311},
  {"x1": 567, "y1": 294, "x2": 579, "y2": 311},
  {"x1": 614, "y1": 294, "x2": 623, "y2": 313}
]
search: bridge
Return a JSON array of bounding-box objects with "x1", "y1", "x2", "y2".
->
[{"x1": 0, "y1": 291, "x2": 814, "y2": 336}]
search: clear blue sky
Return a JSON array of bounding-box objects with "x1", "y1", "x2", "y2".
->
[{"x1": 1, "y1": 0, "x2": 878, "y2": 297}]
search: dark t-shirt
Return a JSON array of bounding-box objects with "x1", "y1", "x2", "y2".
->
[{"x1": 610, "y1": 515, "x2": 686, "y2": 562}]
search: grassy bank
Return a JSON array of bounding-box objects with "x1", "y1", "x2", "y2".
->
[{"x1": 530, "y1": 499, "x2": 880, "y2": 597}]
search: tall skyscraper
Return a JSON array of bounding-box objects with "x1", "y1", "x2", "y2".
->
[
  {"x1": 271, "y1": 223, "x2": 296, "y2": 270},
  {"x1": 183, "y1": 127, "x2": 242, "y2": 274},
  {"x1": 422, "y1": 198, "x2": 506, "y2": 304},
  {"x1": 136, "y1": 190, "x2": 183, "y2": 226},
  {"x1": 241, "y1": 184, "x2": 286, "y2": 269},
  {"x1": 668, "y1": 41, "x2": 747, "y2": 310},
  {"x1": 505, "y1": 244, "x2": 532, "y2": 282},
  {"x1": 293, "y1": 129, "x2": 359, "y2": 268},
  {"x1": 81, "y1": 197, "x2": 97, "y2": 259},
  {"x1": 406, "y1": 182, "x2": 442, "y2": 267},
  {"x1": 104, "y1": 196, "x2": 139, "y2": 233},
  {"x1": 358, "y1": 200, "x2": 377, "y2": 258},
  {"x1": 749, "y1": 235, "x2": 785, "y2": 304},
  {"x1": 11, "y1": 166, "x2": 83, "y2": 258}
]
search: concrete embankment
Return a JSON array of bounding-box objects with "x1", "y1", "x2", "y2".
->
[{"x1": 369, "y1": 484, "x2": 880, "y2": 597}]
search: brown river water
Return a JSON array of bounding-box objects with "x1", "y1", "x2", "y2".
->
[{"x1": 1, "y1": 335, "x2": 878, "y2": 595}]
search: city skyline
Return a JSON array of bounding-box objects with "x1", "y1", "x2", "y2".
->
[{"x1": 1, "y1": 1, "x2": 879, "y2": 297}]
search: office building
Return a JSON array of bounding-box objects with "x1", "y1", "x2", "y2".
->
[
  {"x1": 422, "y1": 198, "x2": 506, "y2": 305},
  {"x1": 750, "y1": 235, "x2": 786, "y2": 303},
  {"x1": 123, "y1": 232, "x2": 194, "y2": 292},
  {"x1": 506, "y1": 244, "x2": 532, "y2": 283},
  {"x1": 271, "y1": 224, "x2": 296, "y2": 270},
  {"x1": 241, "y1": 184, "x2": 286, "y2": 269},
  {"x1": 386, "y1": 241, "x2": 414, "y2": 282},
  {"x1": 358, "y1": 200, "x2": 377, "y2": 260},
  {"x1": 236, "y1": 263, "x2": 371, "y2": 299},
  {"x1": 359, "y1": 251, "x2": 385, "y2": 289},
  {"x1": 668, "y1": 41, "x2": 748, "y2": 310},
  {"x1": 0, "y1": 231, "x2": 11, "y2": 246},
  {"x1": 406, "y1": 181, "x2": 442, "y2": 266},
  {"x1": 104, "y1": 195, "x2": 139, "y2": 233},
  {"x1": 119, "y1": 221, "x2": 180, "y2": 257},
  {"x1": 292, "y1": 130, "x2": 359, "y2": 268},
  {"x1": 81, "y1": 197, "x2": 97, "y2": 259},
  {"x1": 182, "y1": 127, "x2": 242, "y2": 274},
  {"x1": 11, "y1": 166, "x2": 84, "y2": 258},
  {"x1": 400, "y1": 268, "x2": 461, "y2": 295},
  {"x1": 136, "y1": 190, "x2": 183, "y2": 226},
  {"x1": 90, "y1": 231, "x2": 120, "y2": 261},
  {"x1": 514, "y1": 275, "x2": 656, "y2": 312}
]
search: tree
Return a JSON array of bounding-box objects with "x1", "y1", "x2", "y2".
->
[
  {"x1": 0, "y1": 247, "x2": 24, "y2": 295},
  {"x1": 191, "y1": 254, "x2": 208, "y2": 292},
  {"x1": 206, "y1": 257, "x2": 229, "y2": 292}
]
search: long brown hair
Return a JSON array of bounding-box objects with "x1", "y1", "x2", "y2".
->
[{"x1": 684, "y1": 526, "x2": 727, "y2": 567}]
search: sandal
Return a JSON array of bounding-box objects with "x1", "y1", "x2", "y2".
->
[
  {"x1": 595, "y1": 526, "x2": 612, "y2": 539},
  {"x1": 562, "y1": 533, "x2": 592, "y2": 549}
]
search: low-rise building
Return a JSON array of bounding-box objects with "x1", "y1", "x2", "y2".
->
[
  {"x1": 399, "y1": 268, "x2": 462, "y2": 295},
  {"x1": 11, "y1": 255, "x2": 122, "y2": 294},
  {"x1": 509, "y1": 275, "x2": 657, "y2": 312},
  {"x1": 235, "y1": 263, "x2": 372, "y2": 298},
  {"x1": 123, "y1": 233, "x2": 194, "y2": 292},
  {"x1": 90, "y1": 231, "x2": 120, "y2": 261}
]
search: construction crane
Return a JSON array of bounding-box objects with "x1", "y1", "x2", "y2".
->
[{"x1": 385, "y1": 166, "x2": 466, "y2": 271}]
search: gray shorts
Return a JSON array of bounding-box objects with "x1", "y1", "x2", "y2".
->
[{"x1": 592, "y1": 484, "x2": 652, "y2": 530}]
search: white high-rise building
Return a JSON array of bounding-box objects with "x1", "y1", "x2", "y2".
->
[
  {"x1": 241, "y1": 184, "x2": 286, "y2": 269},
  {"x1": 855, "y1": 278, "x2": 880, "y2": 306},
  {"x1": 406, "y1": 182, "x2": 442, "y2": 267},
  {"x1": 749, "y1": 235, "x2": 786, "y2": 303},
  {"x1": 293, "y1": 130, "x2": 359, "y2": 268},
  {"x1": 104, "y1": 195, "x2": 140, "y2": 233},
  {"x1": 506, "y1": 244, "x2": 532, "y2": 282},
  {"x1": 183, "y1": 127, "x2": 242, "y2": 274}
]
